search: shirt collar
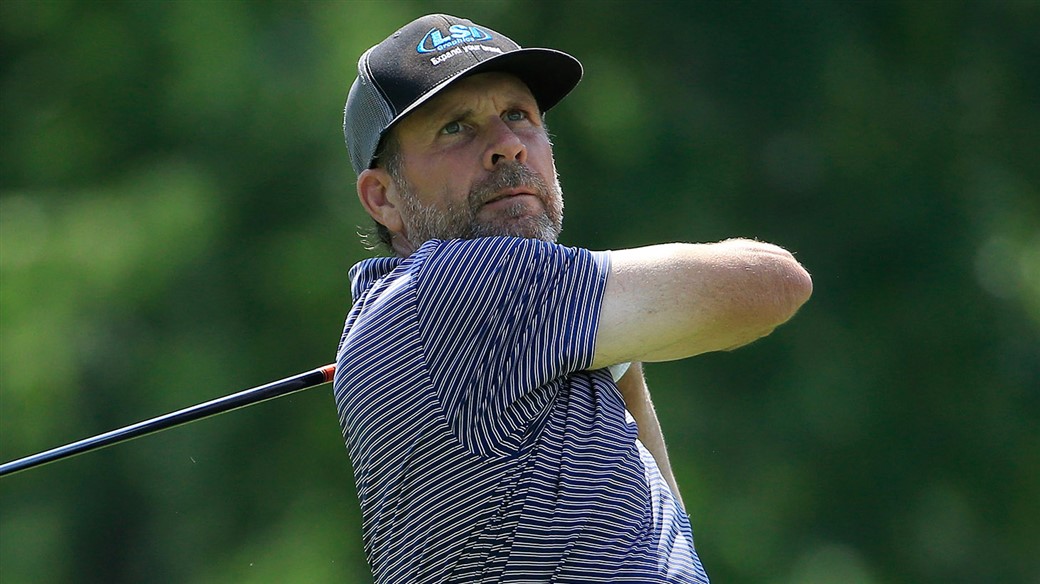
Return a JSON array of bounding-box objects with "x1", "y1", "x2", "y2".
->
[{"x1": 348, "y1": 256, "x2": 402, "y2": 302}]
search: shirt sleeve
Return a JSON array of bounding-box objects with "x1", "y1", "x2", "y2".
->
[{"x1": 410, "y1": 236, "x2": 610, "y2": 457}]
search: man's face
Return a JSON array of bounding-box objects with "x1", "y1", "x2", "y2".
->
[{"x1": 383, "y1": 72, "x2": 564, "y2": 251}]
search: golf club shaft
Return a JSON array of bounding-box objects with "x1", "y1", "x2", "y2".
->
[{"x1": 0, "y1": 364, "x2": 336, "y2": 478}]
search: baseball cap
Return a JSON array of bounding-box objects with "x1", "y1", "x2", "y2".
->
[{"x1": 343, "y1": 14, "x2": 583, "y2": 175}]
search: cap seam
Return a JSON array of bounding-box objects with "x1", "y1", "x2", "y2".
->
[{"x1": 361, "y1": 49, "x2": 398, "y2": 120}]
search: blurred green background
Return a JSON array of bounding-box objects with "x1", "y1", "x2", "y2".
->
[{"x1": 1, "y1": 1, "x2": 1037, "y2": 582}]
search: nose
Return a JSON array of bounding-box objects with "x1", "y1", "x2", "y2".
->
[{"x1": 483, "y1": 118, "x2": 527, "y2": 170}]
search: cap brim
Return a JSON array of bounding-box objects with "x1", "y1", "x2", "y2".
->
[{"x1": 385, "y1": 47, "x2": 582, "y2": 139}]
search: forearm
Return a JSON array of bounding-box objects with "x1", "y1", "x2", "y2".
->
[
  {"x1": 592, "y1": 238, "x2": 812, "y2": 369},
  {"x1": 615, "y1": 362, "x2": 685, "y2": 510}
]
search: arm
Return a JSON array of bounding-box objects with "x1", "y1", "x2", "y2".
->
[
  {"x1": 591, "y1": 238, "x2": 812, "y2": 370},
  {"x1": 614, "y1": 362, "x2": 686, "y2": 509}
]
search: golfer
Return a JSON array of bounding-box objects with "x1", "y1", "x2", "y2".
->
[{"x1": 334, "y1": 14, "x2": 811, "y2": 583}]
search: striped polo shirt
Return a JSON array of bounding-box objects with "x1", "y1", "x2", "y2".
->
[{"x1": 333, "y1": 237, "x2": 708, "y2": 583}]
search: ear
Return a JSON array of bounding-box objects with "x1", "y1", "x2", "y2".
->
[{"x1": 357, "y1": 168, "x2": 404, "y2": 236}]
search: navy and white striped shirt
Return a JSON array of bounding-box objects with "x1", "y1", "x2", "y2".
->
[{"x1": 334, "y1": 237, "x2": 708, "y2": 583}]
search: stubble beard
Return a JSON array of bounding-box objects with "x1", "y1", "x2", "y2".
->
[{"x1": 392, "y1": 162, "x2": 564, "y2": 247}]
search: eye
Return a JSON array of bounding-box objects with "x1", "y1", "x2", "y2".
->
[
  {"x1": 441, "y1": 120, "x2": 462, "y2": 135},
  {"x1": 504, "y1": 109, "x2": 528, "y2": 122}
]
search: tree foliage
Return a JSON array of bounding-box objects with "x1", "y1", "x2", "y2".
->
[{"x1": 2, "y1": 1, "x2": 1037, "y2": 583}]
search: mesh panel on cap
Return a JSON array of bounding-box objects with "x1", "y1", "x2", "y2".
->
[{"x1": 344, "y1": 63, "x2": 396, "y2": 176}]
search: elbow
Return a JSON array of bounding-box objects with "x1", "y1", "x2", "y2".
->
[
  {"x1": 717, "y1": 238, "x2": 812, "y2": 324},
  {"x1": 786, "y1": 257, "x2": 813, "y2": 310},
  {"x1": 698, "y1": 247, "x2": 813, "y2": 354},
  {"x1": 769, "y1": 253, "x2": 813, "y2": 326},
  {"x1": 721, "y1": 259, "x2": 811, "y2": 351}
]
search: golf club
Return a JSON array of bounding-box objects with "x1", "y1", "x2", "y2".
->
[{"x1": 0, "y1": 363, "x2": 336, "y2": 478}]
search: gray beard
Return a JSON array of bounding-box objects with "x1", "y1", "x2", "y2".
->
[{"x1": 393, "y1": 162, "x2": 564, "y2": 247}]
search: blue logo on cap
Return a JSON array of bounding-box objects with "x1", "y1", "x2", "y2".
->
[{"x1": 417, "y1": 24, "x2": 493, "y2": 54}]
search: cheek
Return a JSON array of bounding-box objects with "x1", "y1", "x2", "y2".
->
[
  {"x1": 526, "y1": 140, "x2": 557, "y2": 177},
  {"x1": 403, "y1": 159, "x2": 449, "y2": 193},
  {"x1": 405, "y1": 163, "x2": 472, "y2": 208}
]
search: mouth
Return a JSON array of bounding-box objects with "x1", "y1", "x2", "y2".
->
[{"x1": 483, "y1": 188, "x2": 537, "y2": 206}]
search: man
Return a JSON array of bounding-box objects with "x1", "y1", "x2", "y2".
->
[{"x1": 334, "y1": 14, "x2": 812, "y2": 583}]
